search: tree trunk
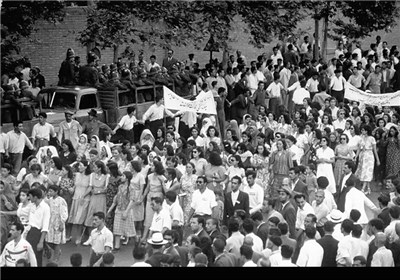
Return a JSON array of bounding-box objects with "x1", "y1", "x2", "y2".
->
[
  {"x1": 314, "y1": 17, "x2": 320, "y2": 61},
  {"x1": 322, "y1": 15, "x2": 329, "y2": 62},
  {"x1": 221, "y1": 48, "x2": 229, "y2": 71},
  {"x1": 113, "y1": 45, "x2": 119, "y2": 63}
]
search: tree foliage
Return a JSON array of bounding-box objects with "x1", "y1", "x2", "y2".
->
[{"x1": 1, "y1": 0, "x2": 66, "y2": 73}]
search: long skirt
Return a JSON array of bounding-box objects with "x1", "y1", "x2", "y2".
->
[
  {"x1": 356, "y1": 150, "x2": 374, "y2": 182},
  {"x1": 113, "y1": 208, "x2": 136, "y2": 237}
]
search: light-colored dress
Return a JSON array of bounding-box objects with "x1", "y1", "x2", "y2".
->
[
  {"x1": 190, "y1": 158, "x2": 208, "y2": 176},
  {"x1": 334, "y1": 144, "x2": 352, "y2": 187},
  {"x1": 179, "y1": 173, "x2": 197, "y2": 222},
  {"x1": 355, "y1": 136, "x2": 376, "y2": 182},
  {"x1": 47, "y1": 169, "x2": 63, "y2": 186},
  {"x1": 316, "y1": 147, "x2": 336, "y2": 194},
  {"x1": 84, "y1": 173, "x2": 109, "y2": 227},
  {"x1": 131, "y1": 172, "x2": 145, "y2": 222},
  {"x1": 45, "y1": 196, "x2": 68, "y2": 244},
  {"x1": 144, "y1": 173, "x2": 166, "y2": 227},
  {"x1": 113, "y1": 183, "x2": 136, "y2": 237},
  {"x1": 68, "y1": 173, "x2": 90, "y2": 225},
  {"x1": 252, "y1": 154, "x2": 270, "y2": 192}
]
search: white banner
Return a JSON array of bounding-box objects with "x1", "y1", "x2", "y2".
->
[
  {"x1": 163, "y1": 86, "x2": 217, "y2": 115},
  {"x1": 344, "y1": 82, "x2": 400, "y2": 107}
]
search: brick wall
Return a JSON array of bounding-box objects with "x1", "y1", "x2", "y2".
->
[{"x1": 18, "y1": 6, "x2": 400, "y2": 87}]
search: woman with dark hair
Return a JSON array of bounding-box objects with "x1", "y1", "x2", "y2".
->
[
  {"x1": 105, "y1": 162, "x2": 120, "y2": 232},
  {"x1": 129, "y1": 143, "x2": 141, "y2": 162},
  {"x1": 47, "y1": 156, "x2": 63, "y2": 186},
  {"x1": 188, "y1": 126, "x2": 205, "y2": 149},
  {"x1": 303, "y1": 97, "x2": 312, "y2": 116},
  {"x1": 176, "y1": 153, "x2": 188, "y2": 175},
  {"x1": 361, "y1": 112, "x2": 376, "y2": 131},
  {"x1": 0, "y1": 180, "x2": 18, "y2": 250},
  {"x1": 161, "y1": 144, "x2": 175, "y2": 165},
  {"x1": 306, "y1": 128, "x2": 322, "y2": 166},
  {"x1": 348, "y1": 124, "x2": 362, "y2": 156},
  {"x1": 119, "y1": 149, "x2": 133, "y2": 173},
  {"x1": 383, "y1": 126, "x2": 400, "y2": 179},
  {"x1": 223, "y1": 154, "x2": 245, "y2": 193},
  {"x1": 204, "y1": 152, "x2": 226, "y2": 194},
  {"x1": 140, "y1": 144, "x2": 151, "y2": 158},
  {"x1": 318, "y1": 114, "x2": 334, "y2": 133},
  {"x1": 350, "y1": 106, "x2": 362, "y2": 127},
  {"x1": 329, "y1": 132, "x2": 338, "y2": 151},
  {"x1": 267, "y1": 111, "x2": 279, "y2": 132},
  {"x1": 225, "y1": 129, "x2": 239, "y2": 153},
  {"x1": 60, "y1": 139, "x2": 77, "y2": 166},
  {"x1": 190, "y1": 146, "x2": 207, "y2": 176},
  {"x1": 316, "y1": 136, "x2": 336, "y2": 194},
  {"x1": 21, "y1": 163, "x2": 49, "y2": 189},
  {"x1": 46, "y1": 184, "x2": 68, "y2": 263},
  {"x1": 251, "y1": 144, "x2": 270, "y2": 187},
  {"x1": 374, "y1": 118, "x2": 387, "y2": 135},
  {"x1": 165, "y1": 167, "x2": 180, "y2": 195},
  {"x1": 374, "y1": 128, "x2": 387, "y2": 186},
  {"x1": 138, "y1": 153, "x2": 150, "y2": 178},
  {"x1": 292, "y1": 120, "x2": 309, "y2": 160},
  {"x1": 84, "y1": 160, "x2": 110, "y2": 230},
  {"x1": 141, "y1": 160, "x2": 166, "y2": 244},
  {"x1": 179, "y1": 162, "x2": 197, "y2": 222},
  {"x1": 68, "y1": 159, "x2": 91, "y2": 245},
  {"x1": 204, "y1": 125, "x2": 221, "y2": 151},
  {"x1": 107, "y1": 171, "x2": 136, "y2": 250},
  {"x1": 276, "y1": 113, "x2": 292, "y2": 135},
  {"x1": 269, "y1": 139, "x2": 293, "y2": 198},
  {"x1": 165, "y1": 130, "x2": 177, "y2": 151},
  {"x1": 355, "y1": 124, "x2": 380, "y2": 195},
  {"x1": 236, "y1": 142, "x2": 253, "y2": 170},
  {"x1": 205, "y1": 141, "x2": 221, "y2": 161},
  {"x1": 59, "y1": 164, "x2": 74, "y2": 241},
  {"x1": 334, "y1": 133, "x2": 353, "y2": 188},
  {"x1": 175, "y1": 137, "x2": 188, "y2": 157},
  {"x1": 130, "y1": 160, "x2": 145, "y2": 239}
]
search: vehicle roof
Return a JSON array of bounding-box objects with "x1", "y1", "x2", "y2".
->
[{"x1": 40, "y1": 86, "x2": 97, "y2": 95}]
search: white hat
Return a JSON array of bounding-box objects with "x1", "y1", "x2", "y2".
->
[
  {"x1": 147, "y1": 232, "x2": 168, "y2": 245},
  {"x1": 327, "y1": 209, "x2": 344, "y2": 223}
]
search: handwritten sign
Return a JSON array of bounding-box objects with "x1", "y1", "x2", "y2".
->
[
  {"x1": 345, "y1": 83, "x2": 400, "y2": 107},
  {"x1": 163, "y1": 86, "x2": 217, "y2": 115}
]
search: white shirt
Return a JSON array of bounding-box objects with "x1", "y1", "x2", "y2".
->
[
  {"x1": 271, "y1": 53, "x2": 283, "y2": 66},
  {"x1": 384, "y1": 220, "x2": 400, "y2": 243},
  {"x1": 142, "y1": 104, "x2": 174, "y2": 122},
  {"x1": 28, "y1": 200, "x2": 50, "y2": 232},
  {"x1": 371, "y1": 246, "x2": 395, "y2": 267},
  {"x1": 289, "y1": 144, "x2": 304, "y2": 166},
  {"x1": 242, "y1": 260, "x2": 257, "y2": 267},
  {"x1": 0, "y1": 238, "x2": 37, "y2": 267},
  {"x1": 333, "y1": 118, "x2": 346, "y2": 130},
  {"x1": 150, "y1": 207, "x2": 172, "y2": 232},
  {"x1": 231, "y1": 190, "x2": 240, "y2": 206},
  {"x1": 323, "y1": 189, "x2": 337, "y2": 213},
  {"x1": 277, "y1": 259, "x2": 297, "y2": 267},
  {"x1": 305, "y1": 78, "x2": 319, "y2": 93},
  {"x1": 118, "y1": 114, "x2": 137, "y2": 130},
  {"x1": 190, "y1": 188, "x2": 218, "y2": 216},
  {"x1": 245, "y1": 232, "x2": 263, "y2": 253},
  {"x1": 266, "y1": 82, "x2": 284, "y2": 98},
  {"x1": 330, "y1": 75, "x2": 346, "y2": 91},
  {"x1": 0, "y1": 133, "x2": 8, "y2": 153},
  {"x1": 292, "y1": 87, "x2": 310, "y2": 105},
  {"x1": 311, "y1": 201, "x2": 330, "y2": 227},
  {"x1": 131, "y1": 261, "x2": 152, "y2": 267},
  {"x1": 242, "y1": 183, "x2": 264, "y2": 214},
  {"x1": 169, "y1": 201, "x2": 184, "y2": 227},
  {"x1": 341, "y1": 172, "x2": 351, "y2": 192},
  {"x1": 344, "y1": 188, "x2": 378, "y2": 224},
  {"x1": 296, "y1": 239, "x2": 324, "y2": 267},
  {"x1": 31, "y1": 122, "x2": 56, "y2": 141},
  {"x1": 295, "y1": 202, "x2": 315, "y2": 231},
  {"x1": 247, "y1": 74, "x2": 259, "y2": 94},
  {"x1": 269, "y1": 249, "x2": 283, "y2": 267},
  {"x1": 85, "y1": 226, "x2": 113, "y2": 254},
  {"x1": 5, "y1": 131, "x2": 34, "y2": 153}
]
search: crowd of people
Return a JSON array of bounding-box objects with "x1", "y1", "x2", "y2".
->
[{"x1": 1, "y1": 34, "x2": 400, "y2": 267}]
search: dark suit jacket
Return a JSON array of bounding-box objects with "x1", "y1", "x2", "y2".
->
[
  {"x1": 213, "y1": 252, "x2": 238, "y2": 267},
  {"x1": 317, "y1": 235, "x2": 339, "y2": 267},
  {"x1": 280, "y1": 201, "x2": 297, "y2": 239},
  {"x1": 223, "y1": 191, "x2": 250, "y2": 224},
  {"x1": 255, "y1": 222, "x2": 269, "y2": 249},
  {"x1": 335, "y1": 173, "x2": 357, "y2": 212},
  {"x1": 175, "y1": 245, "x2": 189, "y2": 267},
  {"x1": 378, "y1": 207, "x2": 391, "y2": 229},
  {"x1": 197, "y1": 228, "x2": 211, "y2": 242},
  {"x1": 162, "y1": 57, "x2": 179, "y2": 73}
]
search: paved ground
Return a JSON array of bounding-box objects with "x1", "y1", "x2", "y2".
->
[{"x1": 51, "y1": 181, "x2": 385, "y2": 267}]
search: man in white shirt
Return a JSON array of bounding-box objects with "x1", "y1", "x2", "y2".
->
[
  {"x1": 25, "y1": 188, "x2": 50, "y2": 267},
  {"x1": 267, "y1": 235, "x2": 283, "y2": 266},
  {"x1": 294, "y1": 193, "x2": 315, "y2": 239},
  {"x1": 266, "y1": 72, "x2": 285, "y2": 116},
  {"x1": 384, "y1": 206, "x2": 400, "y2": 244},
  {"x1": 279, "y1": 62, "x2": 292, "y2": 107},
  {"x1": 277, "y1": 244, "x2": 297, "y2": 267},
  {"x1": 0, "y1": 221, "x2": 37, "y2": 267},
  {"x1": 305, "y1": 71, "x2": 319, "y2": 99},
  {"x1": 111, "y1": 105, "x2": 137, "y2": 143},
  {"x1": 271, "y1": 47, "x2": 283, "y2": 67},
  {"x1": 147, "y1": 196, "x2": 172, "y2": 240},
  {"x1": 352, "y1": 42, "x2": 362, "y2": 62},
  {"x1": 371, "y1": 232, "x2": 394, "y2": 267},
  {"x1": 329, "y1": 69, "x2": 347, "y2": 104},
  {"x1": 57, "y1": 110, "x2": 82, "y2": 150},
  {"x1": 165, "y1": 191, "x2": 184, "y2": 246},
  {"x1": 147, "y1": 55, "x2": 160, "y2": 72},
  {"x1": 291, "y1": 79, "x2": 310, "y2": 111},
  {"x1": 296, "y1": 226, "x2": 324, "y2": 266},
  {"x1": 312, "y1": 190, "x2": 330, "y2": 236},
  {"x1": 247, "y1": 67, "x2": 259, "y2": 94},
  {"x1": 31, "y1": 112, "x2": 56, "y2": 148},
  {"x1": 240, "y1": 244, "x2": 257, "y2": 267},
  {"x1": 83, "y1": 211, "x2": 113, "y2": 267},
  {"x1": 242, "y1": 218, "x2": 263, "y2": 254},
  {"x1": 242, "y1": 171, "x2": 264, "y2": 215}
]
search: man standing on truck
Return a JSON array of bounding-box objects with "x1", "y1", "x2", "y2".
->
[
  {"x1": 111, "y1": 106, "x2": 136, "y2": 144},
  {"x1": 81, "y1": 109, "x2": 112, "y2": 140},
  {"x1": 5, "y1": 121, "x2": 35, "y2": 175},
  {"x1": 31, "y1": 112, "x2": 56, "y2": 149},
  {"x1": 57, "y1": 109, "x2": 82, "y2": 150},
  {"x1": 141, "y1": 95, "x2": 181, "y2": 138}
]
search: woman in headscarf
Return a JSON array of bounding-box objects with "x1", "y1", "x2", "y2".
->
[
  {"x1": 85, "y1": 135, "x2": 101, "y2": 159},
  {"x1": 200, "y1": 117, "x2": 213, "y2": 138},
  {"x1": 227, "y1": 119, "x2": 241, "y2": 143},
  {"x1": 76, "y1": 134, "x2": 89, "y2": 157},
  {"x1": 140, "y1": 129, "x2": 155, "y2": 149}
]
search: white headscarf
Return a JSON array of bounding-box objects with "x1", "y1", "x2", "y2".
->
[
  {"x1": 140, "y1": 129, "x2": 155, "y2": 148},
  {"x1": 200, "y1": 117, "x2": 212, "y2": 137}
]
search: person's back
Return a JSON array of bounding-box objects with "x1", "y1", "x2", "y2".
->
[
  {"x1": 70, "y1": 253, "x2": 82, "y2": 267},
  {"x1": 317, "y1": 221, "x2": 339, "y2": 267}
]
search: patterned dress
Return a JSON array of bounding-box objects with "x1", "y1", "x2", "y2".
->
[
  {"x1": 59, "y1": 177, "x2": 74, "y2": 214},
  {"x1": 252, "y1": 154, "x2": 270, "y2": 193},
  {"x1": 355, "y1": 136, "x2": 376, "y2": 182},
  {"x1": 385, "y1": 137, "x2": 400, "y2": 178},
  {"x1": 105, "y1": 175, "x2": 120, "y2": 231},
  {"x1": 113, "y1": 183, "x2": 136, "y2": 237},
  {"x1": 179, "y1": 173, "x2": 197, "y2": 222},
  {"x1": 334, "y1": 144, "x2": 352, "y2": 187},
  {"x1": 68, "y1": 173, "x2": 90, "y2": 225},
  {"x1": 45, "y1": 196, "x2": 68, "y2": 245},
  {"x1": 131, "y1": 172, "x2": 145, "y2": 222}
]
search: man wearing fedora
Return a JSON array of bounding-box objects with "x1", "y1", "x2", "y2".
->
[
  {"x1": 81, "y1": 108, "x2": 112, "y2": 140},
  {"x1": 278, "y1": 185, "x2": 297, "y2": 239},
  {"x1": 145, "y1": 232, "x2": 170, "y2": 267},
  {"x1": 57, "y1": 109, "x2": 82, "y2": 150}
]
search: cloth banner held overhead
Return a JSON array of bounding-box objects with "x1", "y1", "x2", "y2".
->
[
  {"x1": 344, "y1": 82, "x2": 400, "y2": 107},
  {"x1": 163, "y1": 86, "x2": 217, "y2": 115}
]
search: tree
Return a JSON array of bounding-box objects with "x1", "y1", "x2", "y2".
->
[{"x1": 1, "y1": 0, "x2": 66, "y2": 74}]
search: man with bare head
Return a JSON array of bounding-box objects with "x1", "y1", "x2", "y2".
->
[{"x1": 371, "y1": 232, "x2": 394, "y2": 267}]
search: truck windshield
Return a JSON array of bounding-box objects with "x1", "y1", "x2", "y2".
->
[{"x1": 50, "y1": 92, "x2": 76, "y2": 109}]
